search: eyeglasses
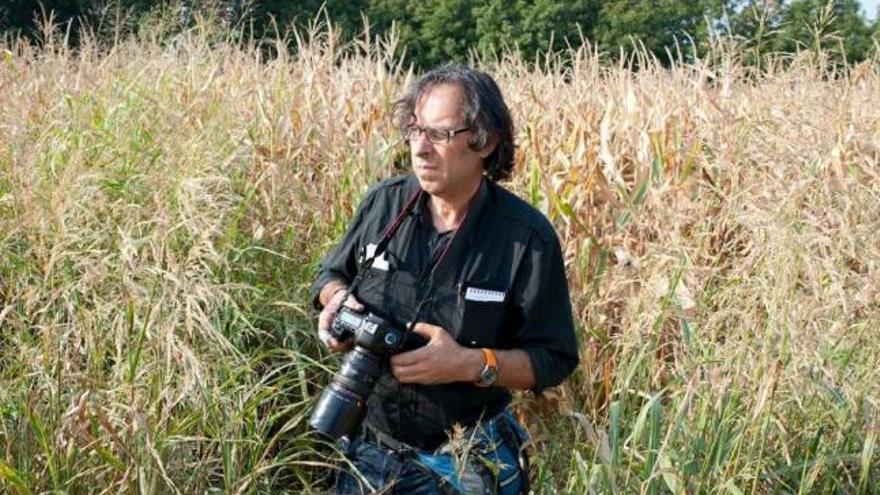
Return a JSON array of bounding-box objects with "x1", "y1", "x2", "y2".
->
[{"x1": 403, "y1": 124, "x2": 470, "y2": 144}]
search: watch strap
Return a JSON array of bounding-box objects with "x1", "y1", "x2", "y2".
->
[
  {"x1": 481, "y1": 348, "x2": 497, "y2": 368},
  {"x1": 476, "y1": 348, "x2": 498, "y2": 387}
]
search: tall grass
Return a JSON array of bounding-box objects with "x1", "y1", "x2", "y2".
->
[{"x1": 1, "y1": 16, "x2": 878, "y2": 494}]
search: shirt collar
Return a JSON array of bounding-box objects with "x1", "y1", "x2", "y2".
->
[{"x1": 412, "y1": 177, "x2": 490, "y2": 245}]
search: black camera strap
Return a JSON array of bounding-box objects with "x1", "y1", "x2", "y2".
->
[{"x1": 406, "y1": 220, "x2": 462, "y2": 332}]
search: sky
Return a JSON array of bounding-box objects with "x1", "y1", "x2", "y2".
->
[{"x1": 861, "y1": 0, "x2": 879, "y2": 20}]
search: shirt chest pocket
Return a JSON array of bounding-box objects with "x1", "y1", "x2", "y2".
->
[
  {"x1": 353, "y1": 244, "x2": 409, "y2": 315},
  {"x1": 456, "y1": 285, "x2": 507, "y2": 349}
]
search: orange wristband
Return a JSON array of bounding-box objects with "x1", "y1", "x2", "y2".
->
[{"x1": 481, "y1": 348, "x2": 497, "y2": 368}]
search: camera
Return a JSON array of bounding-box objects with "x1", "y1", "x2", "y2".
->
[{"x1": 309, "y1": 306, "x2": 426, "y2": 440}]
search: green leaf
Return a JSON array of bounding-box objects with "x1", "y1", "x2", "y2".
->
[
  {"x1": 651, "y1": 152, "x2": 663, "y2": 182},
  {"x1": 0, "y1": 460, "x2": 31, "y2": 495},
  {"x1": 859, "y1": 425, "x2": 877, "y2": 493},
  {"x1": 632, "y1": 176, "x2": 650, "y2": 205},
  {"x1": 724, "y1": 480, "x2": 745, "y2": 495}
]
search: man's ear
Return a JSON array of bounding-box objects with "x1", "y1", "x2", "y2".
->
[{"x1": 477, "y1": 134, "x2": 499, "y2": 159}]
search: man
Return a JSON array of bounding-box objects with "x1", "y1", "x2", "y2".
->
[{"x1": 312, "y1": 63, "x2": 578, "y2": 494}]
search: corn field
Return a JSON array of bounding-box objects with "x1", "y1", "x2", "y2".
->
[{"x1": 0, "y1": 19, "x2": 878, "y2": 494}]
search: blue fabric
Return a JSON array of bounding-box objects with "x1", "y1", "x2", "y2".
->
[
  {"x1": 334, "y1": 411, "x2": 528, "y2": 495},
  {"x1": 334, "y1": 436, "x2": 444, "y2": 494}
]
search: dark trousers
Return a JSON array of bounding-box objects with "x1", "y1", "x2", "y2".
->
[
  {"x1": 334, "y1": 434, "x2": 447, "y2": 494},
  {"x1": 333, "y1": 410, "x2": 529, "y2": 495}
]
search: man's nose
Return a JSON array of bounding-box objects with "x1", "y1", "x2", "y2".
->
[{"x1": 411, "y1": 131, "x2": 433, "y2": 154}]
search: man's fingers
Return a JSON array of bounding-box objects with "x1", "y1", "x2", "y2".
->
[
  {"x1": 318, "y1": 311, "x2": 333, "y2": 331},
  {"x1": 317, "y1": 310, "x2": 334, "y2": 344},
  {"x1": 327, "y1": 290, "x2": 346, "y2": 310},
  {"x1": 318, "y1": 325, "x2": 352, "y2": 353},
  {"x1": 390, "y1": 347, "x2": 427, "y2": 367},
  {"x1": 328, "y1": 337, "x2": 353, "y2": 353},
  {"x1": 411, "y1": 322, "x2": 443, "y2": 340},
  {"x1": 316, "y1": 290, "x2": 363, "y2": 353},
  {"x1": 318, "y1": 326, "x2": 333, "y2": 345},
  {"x1": 394, "y1": 365, "x2": 441, "y2": 385},
  {"x1": 317, "y1": 303, "x2": 354, "y2": 353},
  {"x1": 343, "y1": 295, "x2": 364, "y2": 311},
  {"x1": 392, "y1": 363, "x2": 426, "y2": 383}
]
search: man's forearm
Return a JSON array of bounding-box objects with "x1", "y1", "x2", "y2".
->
[
  {"x1": 495, "y1": 349, "x2": 537, "y2": 389},
  {"x1": 461, "y1": 348, "x2": 536, "y2": 390}
]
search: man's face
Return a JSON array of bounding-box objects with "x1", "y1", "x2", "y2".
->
[{"x1": 409, "y1": 84, "x2": 493, "y2": 200}]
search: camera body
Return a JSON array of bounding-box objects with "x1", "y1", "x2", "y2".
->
[
  {"x1": 309, "y1": 307, "x2": 426, "y2": 440},
  {"x1": 331, "y1": 306, "x2": 416, "y2": 357}
]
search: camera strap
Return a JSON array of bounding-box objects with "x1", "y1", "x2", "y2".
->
[{"x1": 406, "y1": 220, "x2": 463, "y2": 332}]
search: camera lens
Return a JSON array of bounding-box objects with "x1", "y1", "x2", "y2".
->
[
  {"x1": 334, "y1": 348, "x2": 382, "y2": 398},
  {"x1": 309, "y1": 382, "x2": 366, "y2": 440},
  {"x1": 309, "y1": 347, "x2": 383, "y2": 440}
]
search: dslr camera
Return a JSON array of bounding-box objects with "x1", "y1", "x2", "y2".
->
[{"x1": 309, "y1": 306, "x2": 425, "y2": 440}]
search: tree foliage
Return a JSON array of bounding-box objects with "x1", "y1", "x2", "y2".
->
[
  {"x1": 2, "y1": 0, "x2": 878, "y2": 68},
  {"x1": 726, "y1": 0, "x2": 877, "y2": 66}
]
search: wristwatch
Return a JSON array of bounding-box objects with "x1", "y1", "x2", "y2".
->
[{"x1": 476, "y1": 348, "x2": 499, "y2": 387}]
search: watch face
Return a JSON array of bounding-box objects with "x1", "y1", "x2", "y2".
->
[{"x1": 479, "y1": 365, "x2": 498, "y2": 386}]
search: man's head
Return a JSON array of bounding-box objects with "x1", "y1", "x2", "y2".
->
[{"x1": 393, "y1": 64, "x2": 515, "y2": 193}]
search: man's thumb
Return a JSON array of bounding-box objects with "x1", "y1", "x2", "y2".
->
[{"x1": 411, "y1": 322, "x2": 439, "y2": 340}]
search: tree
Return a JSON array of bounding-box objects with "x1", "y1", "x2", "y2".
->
[
  {"x1": 0, "y1": 0, "x2": 239, "y2": 43},
  {"x1": 727, "y1": 0, "x2": 875, "y2": 66},
  {"x1": 1, "y1": 0, "x2": 93, "y2": 40},
  {"x1": 473, "y1": 0, "x2": 600, "y2": 62},
  {"x1": 4, "y1": 0, "x2": 873, "y2": 69},
  {"x1": 247, "y1": 0, "x2": 368, "y2": 38},
  {"x1": 592, "y1": 0, "x2": 731, "y2": 64},
  {"x1": 365, "y1": 0, "x2": 478, "y2": 68},
  {"x1": 777, "y1": 0, "x2": 874, "y2": 62}
]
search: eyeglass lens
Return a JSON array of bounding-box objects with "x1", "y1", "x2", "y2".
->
[{"x1": 405, "y1": 125, "x2": 454, "y2": 143}]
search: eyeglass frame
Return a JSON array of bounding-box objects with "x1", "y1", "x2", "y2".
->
[{"x1": 403, "y1": 124, "x2": 471, "y2": 144}]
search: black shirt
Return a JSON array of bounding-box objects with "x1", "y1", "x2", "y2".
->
[{"x1": 312, "y1": 174, "x2": 578, "y2": 450}]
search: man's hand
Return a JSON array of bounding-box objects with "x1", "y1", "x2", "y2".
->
[
  {"x1": 317, "y1": 287, "x2": 364, "y2": 353},
  {"x1": 389, "y1": 323, "x2": 482, "y2": 385}
]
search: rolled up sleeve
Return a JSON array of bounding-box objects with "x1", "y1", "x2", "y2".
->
[{"x1": 510, "y1": 232, "x2": 579, "y2": 394}]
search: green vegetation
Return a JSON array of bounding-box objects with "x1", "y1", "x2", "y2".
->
[
  {"x1": 2, "y1": 0, "x2": 879, "y2": 68},
  {"x1": 1, "y1": 11, "x2": 879, "y2": 495}
]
